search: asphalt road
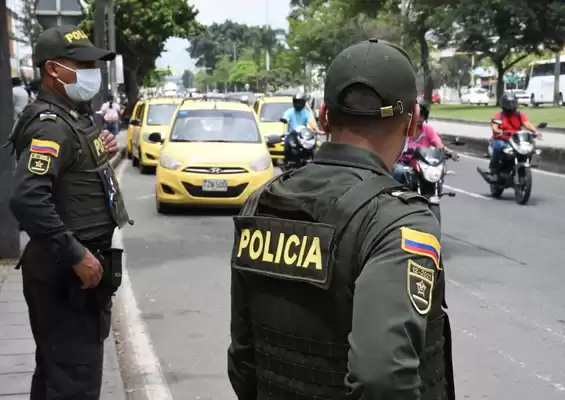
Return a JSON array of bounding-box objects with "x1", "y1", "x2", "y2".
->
[{"x1": 116, "y1": 151, "x2": 565, "y2": 399}]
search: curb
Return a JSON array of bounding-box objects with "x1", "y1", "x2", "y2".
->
[
  {"x1": 432, "y1": 117, "x2": 565, "y2": 134},
  {"x1": 440, "y1": 133, "x2": 565, "y2": 174}
]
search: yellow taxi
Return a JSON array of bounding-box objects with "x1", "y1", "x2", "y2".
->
[
  {"x1": 151, "y1": 99, "x2": 275, "y2": 213},
  {"x1": 252, "y1": 95, "x2": 316, "y2": 160},
  {"x1": 128, "y1": 97, "x2": 182, "y2": 173}
]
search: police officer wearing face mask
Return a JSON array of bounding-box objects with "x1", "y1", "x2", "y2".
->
[
  {"x1": 8, "y1": 25, "x2": 130, "y2": 399},
  {"x1": 228, "y1": 39, "x2": 455, "y2": 400}
]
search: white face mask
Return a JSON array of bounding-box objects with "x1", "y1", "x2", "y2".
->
[
  {"x1": 397, "y1": 113, "x2": 413, "y2": 162},
  {"x1": 52, "y1": 62, "x2": 101, "y2": 102}
]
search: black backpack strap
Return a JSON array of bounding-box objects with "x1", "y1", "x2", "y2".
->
[
  {"x1": 319, "y1": 174, "x2": 407, "y2": 239},
  {"x1": 240, "y1": 171, "x2": 294, "y2": 217}
]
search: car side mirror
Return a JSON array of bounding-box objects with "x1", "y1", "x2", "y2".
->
[
  {"x1": 148, "y1": 132, "x2": 163, "y2": 143},
  {"x1": 279, "y1": 117, "x2": 288, "y2": 124},
  {"x1": 491, "y1": 118, "x2": 503, "y2": 125},
  {"x1": 266, "y1": 135, "x2": 282, "y2": 145},
  {"x1": 130, "y1": 119, "x2": 141, "y2": 126}
]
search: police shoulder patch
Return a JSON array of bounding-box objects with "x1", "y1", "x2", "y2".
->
[
  {"x1": 28, "y1": 152, "x2": 51, "y2": 175},
  {"x1": 30, "y1": 138, "x2": 60, "y2": 157},
  {"x1": 400, "y1": 226, "x2": 441, "y2": 270},
  {"x1": 232, "y1": 216, "x2": 337, "y2": 290},
  {"x1": 407, "y1": 259, "x2": 434, "y2": 315}
]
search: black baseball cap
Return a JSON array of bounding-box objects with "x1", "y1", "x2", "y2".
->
[
  {"x1": 324, "y1": 38, "x2": 417, "y2": 119},
  {"x1": 34, "y1": 25, "x2": 116, "y2": 67}
]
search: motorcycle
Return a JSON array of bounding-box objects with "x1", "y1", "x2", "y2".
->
[
  {"x1": 477, "y1": 120, "x2": 546, "y2": 205},
  {"x1": 398, "y1": 147, "x2": 456, "y2": 224},
  {"x1": 265, "y1": 119, "x2": 317, "y2": 171}
]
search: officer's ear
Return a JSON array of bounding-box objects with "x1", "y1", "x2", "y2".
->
[
  {"x1": 406, "y1": 102, "x2": 420, "y2": 139},
  {"x1": 319, "y1": 102, "x2": 330, "y2": 132},
  {"x1": 44, "y1": 61, "x2": 60, "y2": 79}
]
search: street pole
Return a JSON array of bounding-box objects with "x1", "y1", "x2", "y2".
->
[
  {"x1": 265, "y1": 0, "x2": 270, "y2": 71},
  {"x1": 93, "y1": 0, "x2": 108, "y2": 112},
  {"x1": 0, "y1": 0, "x2": 21, "y2": 259},
  {"x1": 553, "y1": 51, "x2": 561, "y2": 107},
  {"x1": 107, "y1": 0, "x2": 117, "y2": 98}
]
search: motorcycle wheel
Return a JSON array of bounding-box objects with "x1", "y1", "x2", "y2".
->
[
  {"x1": 490, "y1": 184, "x2": 504, "y2": 198},
  {"x1": 430, "y1": 204, "x2": 441, "y2": 225},
  {"x1": 514, "y1": 168, "x2": 532, "y2": 205}
]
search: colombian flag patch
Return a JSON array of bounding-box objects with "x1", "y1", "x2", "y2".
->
[
  {"x1": 400, "y1": 227, "x2": 441, "y2": 270},
  {"x1": 30, "y1": 139, "x2": 60, "y2": 157}
]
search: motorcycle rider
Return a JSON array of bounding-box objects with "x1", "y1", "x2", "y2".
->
[
  {"x1": 282, "y1": 92, "x2": 320, "y2": 162},
  {"x1": 391, "y1": 100, "x2": 457, "y2": 184},
  {"x1": 489, "y1": 91, "x2": 540, "y2": 178}
]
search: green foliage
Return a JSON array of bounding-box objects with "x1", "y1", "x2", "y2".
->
[
  {"x1": 436, "y1": 55, "x2": 472, "y2": 88},
  {"x1": 81, "y1": 0, "x2": 202, "y2": 102},
  {"x1": 181, "y1": 69, "x2": 195, "y2": 88},
  {"x1": 194, "y1": 70, "x2": 214, "y2": 91},
  {"x1": 142, "y1": 68, "x2": 171, "y2": 87},
  {"x1": 188, "y1": 20, "x2": 304, "y2": 92}
]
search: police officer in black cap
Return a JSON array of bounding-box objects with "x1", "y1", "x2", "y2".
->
[
  {"x1": 228, "y1": 39, "x2": 455, "y2": 400},
  {"x1": 8, "y1": 25, "x2": 130, "y2": 399}
]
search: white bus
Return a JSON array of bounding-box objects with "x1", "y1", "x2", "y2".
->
[{"x1": 526, "y1": 59, "x2": 565, "y2": 106}]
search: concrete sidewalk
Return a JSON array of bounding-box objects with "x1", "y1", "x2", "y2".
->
[{"x1": 0, "y1": 263, "x2": 126, "y2": 399}]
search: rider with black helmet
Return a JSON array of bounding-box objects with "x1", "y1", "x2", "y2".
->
[
  {"x1": 489, "y1": 91, "x2": 540, "y2": 176},
  {"x1": 391, "y1": 99, "x2": 457, "y2": 183},
  {"x1": 282, "y1": 92, "x2": 320, "y2": 161}
]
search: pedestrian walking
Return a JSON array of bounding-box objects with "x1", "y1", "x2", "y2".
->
[
  {"x1": 228, "y1": 39, "x2": 455, "y2": 400},
  {"x1": 12, "y1": 76, "x2": 29, "y2": 121},
  {"x1": 98, "y1": 94, "x2": 122, "y2": 135},
  {"x1": 8, "y1": 25, "x2": 131, "y2": 400}
]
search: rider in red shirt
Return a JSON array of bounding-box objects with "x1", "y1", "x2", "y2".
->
[{"x1": 490, "y1": 92, "x2": 540, "y2": 175}]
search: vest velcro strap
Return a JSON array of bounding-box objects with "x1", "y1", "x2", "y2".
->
[
  {"x1": 255, "y1": 349, "x2": 346, "y2": 387},
  {"x1": 253, "y1": 322, "x2": 349, "y2": 358},
  {"x1": 320, "y1": 174, "x2": 406, "y2": 239}
]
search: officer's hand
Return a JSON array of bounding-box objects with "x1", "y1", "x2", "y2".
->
[
  {"x1": 100, "y1": 130, "x2": 119, "y2": 155},
  {"x1": 72, "y1": 249, "x2": 103, "y2": 289}
]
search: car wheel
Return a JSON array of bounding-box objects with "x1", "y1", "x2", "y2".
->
[
  {"x1": 138, "y1": 150, "x2": 151, "y2": 174},
  {"x1": 156, "y1": 199, "x2": 174, "y2": 214}
]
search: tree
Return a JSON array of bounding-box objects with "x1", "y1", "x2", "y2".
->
[
  {"x1": 81, "y1": 0, "x2": 202, "y2": 112},
  {"x1": 182, "y1": 69, "x2": 195, "y2": 88},
  {"x1": 437, "y1": 55, "x2": 472, "y2": 89},
  {"x1": 16, "y1": 0, "x2": 42, "y2": 77},
  {"x1": 287, "y1": 1, "x2": 403, "y2": 72},
  {"x1": 142, "y1": 67, "x2": 171, "y2": 87},
  {"x1": 214, "y1": 55, "x2": 234, "y2": 92},
  {"x1": 229, "y1": 49, "x2": 258, "y2": 87},
  {"x1": 433, "y1": 0, "x2": 549, "y2": 105},
  {"x1": 194, "y1": 70, "x2": 214, "y2": 91},
  {"x1": 0, "y1": 0, "x2": 20, "y2": 258}
]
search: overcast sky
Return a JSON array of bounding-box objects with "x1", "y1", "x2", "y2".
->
[{"x1": 155, "y1": 0, "x2": 290, "y2": 75}]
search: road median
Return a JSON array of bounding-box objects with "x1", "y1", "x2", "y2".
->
[{"x1": 440, "y1": 132, "x2": 565, "y2": 174}]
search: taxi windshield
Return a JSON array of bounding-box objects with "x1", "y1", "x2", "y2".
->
[
  {"x1": 146, "y1": 104, "x2": 178, "y2": 126},
  {"x1": 170, "y1": 110, "x2": 261, "y2": 143},
  {"x1": 260, "y1": 102, "x2": 292, "y2": 122}
]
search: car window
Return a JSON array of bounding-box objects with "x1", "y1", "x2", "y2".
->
[
  {"x1": 259, "y1": 102, "x2": 292, "y2": 122},
  {"x1": 136, "y1": 103, "x2": 145, "y2": 121},
  {"x1": 146, "y1": 104, "x2": 178, "y2": 125},
  {"x1": 170, "y1": 110, "x2": 261, "y2": 143}
]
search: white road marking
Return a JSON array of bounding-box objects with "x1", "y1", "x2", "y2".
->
[
  {"x1": 136, "y1": 194, "x2": 153, "y2": 200},
  {"x1": 443, "y1": 184, "x2": 491, "y2": 200},
  {"x1": 113, "y1": 162, "x2": 173, "y2": 400},
  {"x1": 458, "y1": 328, "x2": 565, "y2": 393}
]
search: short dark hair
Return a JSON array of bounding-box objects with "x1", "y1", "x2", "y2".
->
[
  {"x1": 329, "y1": 83, "x2": 415, "y2": 133},
  {"x1": 12, "y1": 77, "x2": 22, "y2": 86}
]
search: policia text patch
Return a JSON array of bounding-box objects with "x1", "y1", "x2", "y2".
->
[{"x1": 232, "y1": 216, "x2": 336, "y2": 289}]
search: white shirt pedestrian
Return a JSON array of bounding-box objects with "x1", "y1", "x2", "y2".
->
[{"x1": 12, "y1": 78, "x2": 29, "y2": 121}]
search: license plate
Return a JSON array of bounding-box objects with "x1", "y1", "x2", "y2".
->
[{"x1": 202, "y1": 179, "x2": 228, "y2": 192}]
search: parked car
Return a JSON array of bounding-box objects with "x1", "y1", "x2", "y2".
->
[
  {"x1": 511, "y1": 89, "x2": 530, "y2": 106},
  {"x1": 432, "y1": 93, "x2": 441, "y2": 104},
  {"x1": 461, "y1": 88, "x2": 490, "y2": 105}
]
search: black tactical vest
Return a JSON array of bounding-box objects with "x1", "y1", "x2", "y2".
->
[
  {"x1": 11, "y1": 101, "x2": 130, "y2": 241},
  {"x1": 233, "y1": 170, "x2": 455, "y2": 400}
]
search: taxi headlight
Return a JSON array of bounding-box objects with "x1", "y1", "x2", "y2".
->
[
  {"x1": 249, "y1": 152, "x2": 272, "y2": 172},
  {"x1": 419, "y1": 162, "x2": 443, "y2": 183},
  {"x1": 159, "y1": 152, "x2": 182, "y2": 170}
]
